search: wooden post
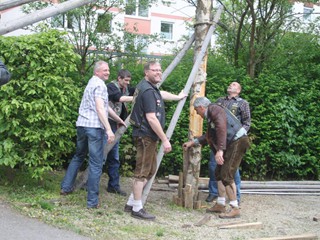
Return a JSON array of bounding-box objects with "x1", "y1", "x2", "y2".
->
[{"x1": 182, "y1": 0, "x2": 213, "y2": 209}]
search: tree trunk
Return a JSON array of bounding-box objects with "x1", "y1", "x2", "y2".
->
[
  {"x1": 0, "y1": 0, "x2": 99, "y2": 35},
  {"x1": 247, "y1": 0, "x2": 256, "y2": 79}
]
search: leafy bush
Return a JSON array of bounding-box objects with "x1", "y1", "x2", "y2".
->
[{"x1": 0, "y1": 30, "x2": 82, "y2": 179}]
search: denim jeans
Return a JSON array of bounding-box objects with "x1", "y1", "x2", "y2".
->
[
  {"x1": 105, "y1": 122, "x2": 121, "y2": 191},
  {"x1": 208, "y1": 150, "x2": 241, "y2": 202},
  {"x1": 61, "y1": 127, "x2": 106, "y2": 208}
]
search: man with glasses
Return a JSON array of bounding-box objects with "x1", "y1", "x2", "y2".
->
[
  {"x1": 105, "y1": 69, "x2": 135, "y2": 196},
  {"x1": 124, "y1": 61, "x2": 187, "y2": 220}
]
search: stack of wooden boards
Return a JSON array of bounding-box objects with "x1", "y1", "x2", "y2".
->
[{"x1": 158, "y1": 175, "x2": 320, "y2": 195}]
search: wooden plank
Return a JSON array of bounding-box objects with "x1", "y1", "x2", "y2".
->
[
  {"x1": 207, "y1": 220, "x2": 246, "y2": 227},
  {"x1": 252, "y1": 233, "x2": 318, "y2": 240},
  {"x1": 243, "y1": 181, "x2": 320, "y2": 185},
  {"x1": 240, "y1": 191, "x2": 320, "y2": 196},
  {"x1": 194, "y1": 214, "x2": 212, "y2": 226},
  {"x1": 241, "y1": 189, "x2": 320, "y2": 192},
  {"x1": 219, "y1": 222, "x2": 262, "y2": 229}
]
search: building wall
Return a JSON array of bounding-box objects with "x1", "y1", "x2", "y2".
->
[{"x1": 1, "y1": 1, "x2": 319, "y2": 55}]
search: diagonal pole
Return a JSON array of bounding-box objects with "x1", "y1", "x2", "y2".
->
[
  {"x1": 142, "y1": 5, "x2": 223, "y2": 205},
  {"x1": 0, "y1": 0, "x2": 99, "y2": 35},
  {"x1": 74, "y1": 33, "x2": 195, "y2": 190}
]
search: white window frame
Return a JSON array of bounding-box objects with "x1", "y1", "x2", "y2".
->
[
  {"x1": 125, "y1": 0, "x2": 149, "y2": 18},
  {"x1": 303, "y1": 7, "x2": 313, "y2": 21},
  {"x1": 160, "y1": 22, "x2": 173, "y2": 40}
]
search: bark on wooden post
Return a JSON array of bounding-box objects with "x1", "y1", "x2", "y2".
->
[{"x1": 183, "y1": 0, "x2": 213, "y2": 209}]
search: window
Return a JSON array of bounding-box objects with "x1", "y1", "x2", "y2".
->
[
  {"x1": 51, "y1": 14, "x2": 79, "y2": 30},
  {"x1": 51, "y1": 14, "x2": 65, "y2": 28},
  {"x1": 125, "y1": 0, "x2": 149, "y2": 17},
  {"x1": 124, "y1": 32, "x2": 148, "y2": 53},
  {"x1": 161, "y1": 22, "x2": 173, "y2": 40},
  {"x1": 96, "y1": 13, "x2": 112, "y2": 33},
  {"x1": 303, "y1": 7, "x2": 313, "y2": 21}
]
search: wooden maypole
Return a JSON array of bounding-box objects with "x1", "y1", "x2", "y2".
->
[{"x1": 178, "y1": 1, "x2": 223, "y2": 209}]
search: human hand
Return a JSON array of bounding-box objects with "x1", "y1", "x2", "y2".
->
[
  {"x1": 117, "y1": 119, "x2": 127, "y2": 128},
  {"x1": 178, "y1": 90, "x2": 187, "y2": 100},
  {"x1": 163, "y1": 139, "x2": 172, "y2": 154},
  {"x1": 215, "y1": 150, "x2": 224, "y2": 165},
  {"x1": 107, "y1": 130, "x2": 115, "y2": 144}
]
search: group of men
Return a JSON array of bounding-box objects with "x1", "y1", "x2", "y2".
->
[
  {"x1": 2, "y1": 57, "x2": 251, "y2": 220},
  {"x1": 58, "y1": 59, "x2": 251, "y2": 220}
]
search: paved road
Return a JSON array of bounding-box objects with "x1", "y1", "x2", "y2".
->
[{"x1": 0, "y1": 201, "x2": 91, "y2": 240}]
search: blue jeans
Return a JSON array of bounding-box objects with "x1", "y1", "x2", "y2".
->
[
  {"x1": 61, "y1": 127, "x2": 106, "y2": 208},
  {"x1": 104, "y1": 123, "x2": 121, "y2": 191},
  {"x1": 208, "y1": 150, "x2": 241, "y2": 202}
]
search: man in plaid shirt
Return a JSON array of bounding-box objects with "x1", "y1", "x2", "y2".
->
[
  {"x1": 61, "y1": 61, "x2": 125, "y2": 209},
  {"x1": 206, "y1": 82, "x2": 251, "y2": 205}
]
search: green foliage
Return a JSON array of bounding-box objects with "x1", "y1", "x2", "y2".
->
[
  {"x1": 241, "y1": 32, "x2": 320, "y2": 180},
  {"x1": 0, "y1": 30, "x2": 82, "y2": 179}
]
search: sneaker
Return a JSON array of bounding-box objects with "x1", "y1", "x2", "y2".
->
[
  {"x1": 131, "y1": 208, "x2": 156, "y2": 221},
  {"x1": 107, "y1": 188, "x2": 127, "y2": 196},
  {"x1": 205, "y1": 194, "x2": 218, "y2": 202},
  {"x1": 206, "y1": 203, "x2": 226, "y2": 213},
  {"x1": 124, "y1": 204, "x2": 133, "y2": 212},
  {"x1": 219, "y1": 206, "x2": 240, "y2": 219},
  {"x1": 60, "y1": 188, "x2": 73, "y2": 196}
]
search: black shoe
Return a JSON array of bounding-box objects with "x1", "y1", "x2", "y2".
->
[
  {"x1": 124, "y1": 204, "x2": 133, "y2": 212},
  {"x1": 205, "y1": 194, "x2": 218, "y2": 202},
  {"x1": 107, "y1": 188, "x2": 127, "y2": 196},
  {"x1": 131, "y1": 209, "x2": 155, "y2": 221}
]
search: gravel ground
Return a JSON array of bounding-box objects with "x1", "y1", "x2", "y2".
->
[
  {"x1": 129, "y1": 180, "x2": 320, "y2": 240},
  {"x1": 2, "y1": 175, "x2": 319, "y2": 240}
]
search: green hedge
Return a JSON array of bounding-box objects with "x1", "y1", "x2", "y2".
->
[{"x1": 0, "y1": 30, "x2": 82, "y2": 179}]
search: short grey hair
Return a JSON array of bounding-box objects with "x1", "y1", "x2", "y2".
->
[{"x1": 193, "y1": 97, "x2": 211, "y2": 108}]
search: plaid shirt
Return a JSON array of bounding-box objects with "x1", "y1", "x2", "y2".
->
[
  {"x1": 76, "y1": 76, "x2": 109, "y2": 129},
  {"x1": 216, "y1": 96, "x2": 251, "y2": 132}
]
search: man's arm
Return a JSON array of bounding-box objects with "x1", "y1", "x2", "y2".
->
[
  {"x1": 95, "y1": 97, "x2": 115, "y2": 143},
  {"x1": 160, "y1": 90, "x2": 187, "y2": 101},
  {"x1": 108, "y1": 107, "x2": 126, "y2": 127},
  {"x1": 240, "y1": 101, "x2": 251, "y2": 132},
  {"x1": 108, "y1": 82, "x2": 133, "y2": 103},
  {"x1": 119, "y1": 96, "x2": 133, "y2": 102},
  {"x1": 146, "y1": 112, "x2": 171, "y2": 153}
]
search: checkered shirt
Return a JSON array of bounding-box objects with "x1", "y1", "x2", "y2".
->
[
  {"x1": 76, "y1": 76, "x2": 109, "y2": 129},
  {"x1": 216, "y1": 96, "x2": 251, "y2": 132}
]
